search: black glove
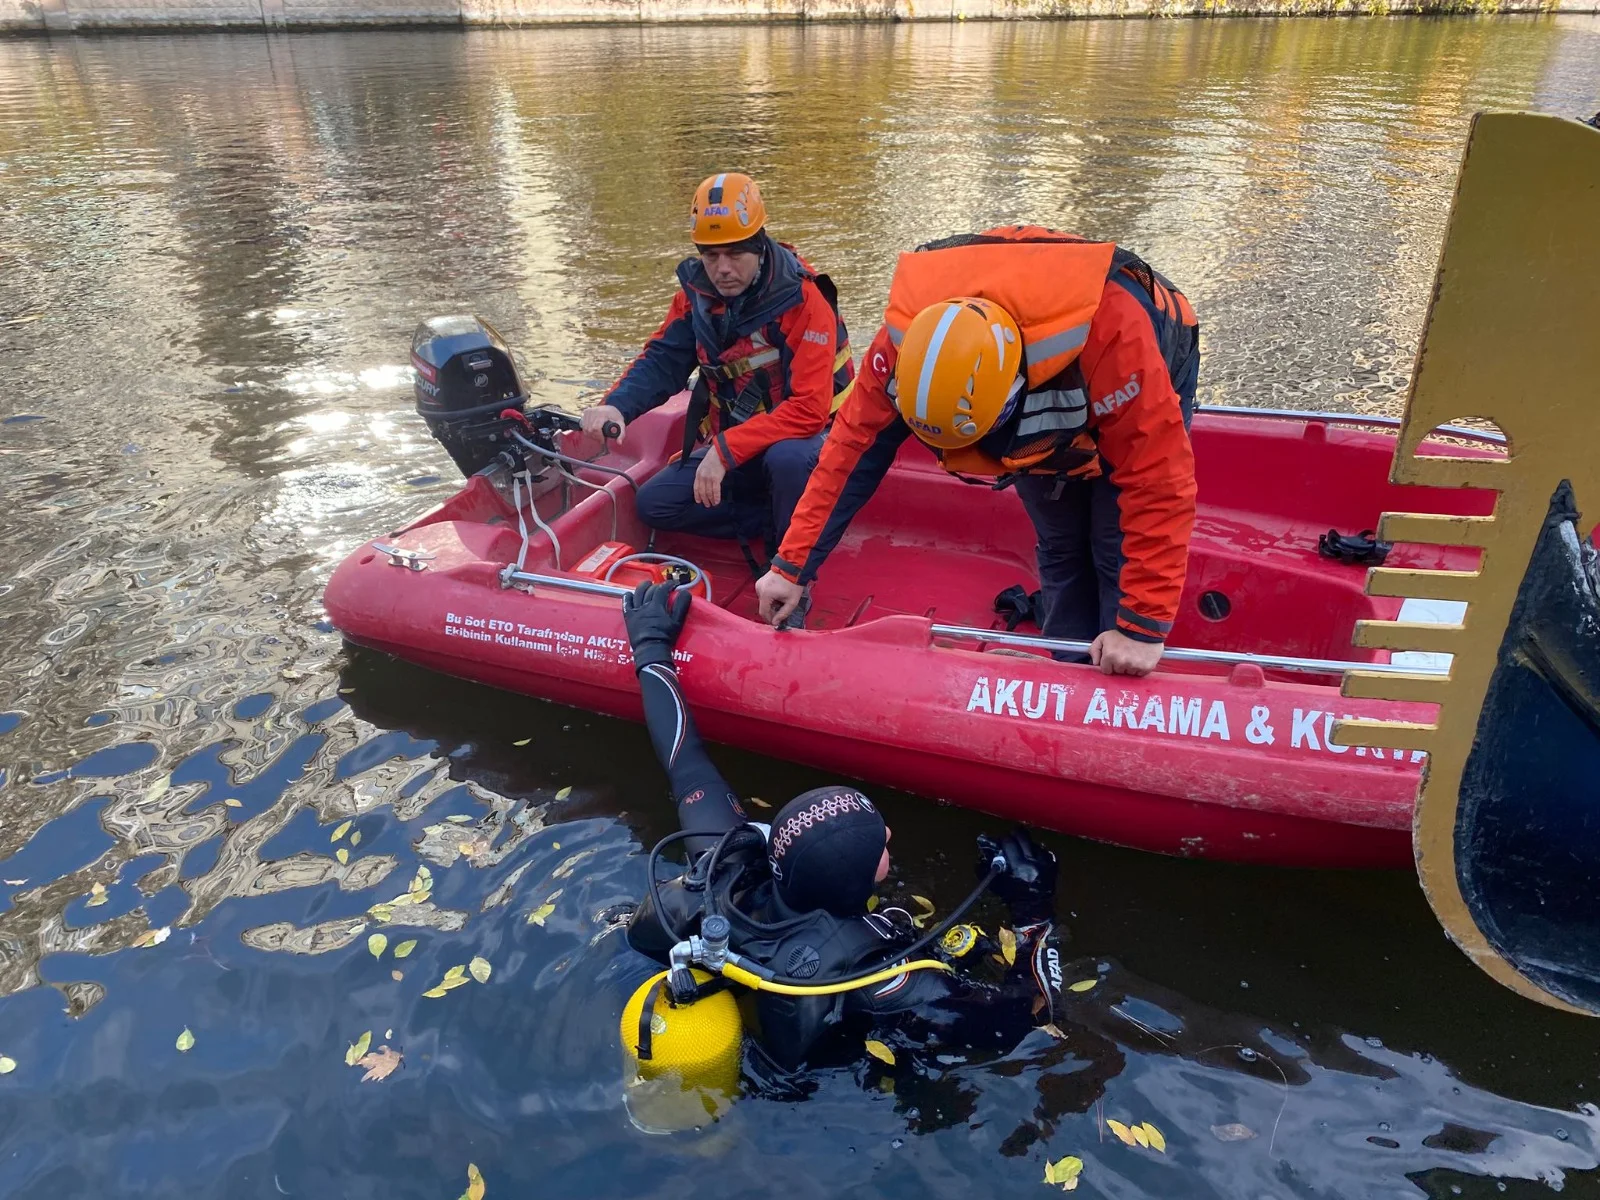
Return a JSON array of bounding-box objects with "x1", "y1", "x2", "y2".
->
[
  {"x1": 976, "y1": 827, "x2": 1058, "y2": 926},
  {"x1": 622, "y1": 581, "x2": 692, "y2": 672}
]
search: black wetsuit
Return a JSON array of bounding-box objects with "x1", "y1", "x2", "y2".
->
[{"x1": 634, "y1": 655, "x2": 1069, "y2": 1070}]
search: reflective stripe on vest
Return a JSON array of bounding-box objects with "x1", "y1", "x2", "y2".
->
[{"x1": 1015, "y1": 386, "x2": 1089, "y2": 437}]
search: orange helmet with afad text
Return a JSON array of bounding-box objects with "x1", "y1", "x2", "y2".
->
[
  {"x1": 893, "y1": 298, "x2": 1024, "y2": 449},
  {"x1": 690, "y1": 172, "x2": 767, "y2": 246}
]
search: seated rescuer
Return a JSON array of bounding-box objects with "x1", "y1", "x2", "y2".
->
[
  {"x1": 753, "y1": 226, "x2": 1200, "y2": 678},
  {"x1": 582, "y1": 173, "x2": 854, "y2": 567},
  {"x1": 619, "y1": 581, "x2": 1070, "y2": 1071}
]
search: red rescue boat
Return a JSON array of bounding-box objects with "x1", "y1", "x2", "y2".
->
[{"x1": 326, "y1": 396, "x2": 1500, "y2": 869}]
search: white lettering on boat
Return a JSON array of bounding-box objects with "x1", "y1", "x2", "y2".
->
[
  {"x1": 962, "y1": 676, "x2": 1426, "y2": 763},
  {"x1": 440, "y1": 610, "x2": 692, "y2": 666}
]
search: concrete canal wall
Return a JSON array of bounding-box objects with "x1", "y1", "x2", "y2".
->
[{"x1": 3, "y1": 0, "x2": 1595, "y2": 35}]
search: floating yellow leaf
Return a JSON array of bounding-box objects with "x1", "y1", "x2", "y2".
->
[
  {"x1": 1131, "y1": 1123, "x2": 1149, "y2": 1148},
  {"x1": 338, "y1": 687, "x2": 355, "y2": 695},
  {"x1": 745, "y1": 796, "x2": 771, "y2": 809},
  {"x1": 394, "y1": 939, "x2": 417, "y2": 959},
  {"x1": 357, "y1": 1045, "x2": 403, "y2": 1082},
  {"x1": 998, "y1": 926, "x2": 1018, "y2": 966},
  {"x1": 369, "y1": 904, "x2": 395, "y2": 923},
  {"x1": 446, "y1": 815, "x2": 472, "y2": 824},
  {"x1": 865, "y1": 896, "x2": 878, "y2": 912},
  {"x1": 1107, "y1": 1119, "x2": 1137, "y2": 1146},
  {"x1": 368, "y1": 934, "x2": 387, "y2": 959},
  {"x1": 87, "y1": 882, "x2": 108, "y2": 907},
  {"x1": 1043, "y1": 1155, "x2": 1083, "y2": 1189},
  {"x1": 345, "y1": 1030, "x2": 371, "y2": 1066},
  {"x1": 223, "y1": 798, "x2": 243, "y2": 808},
  {"x1": 388, "y1": 893, "x2": 417, "y2": 908},
  {"x1": 336, "y1": 848, "x2": 349, "y2": 865},
  {"x1": 0, "y1": 1056, "x2": 14, "y2": 1074},
  {"x1": 526, "y1": 902, "x2": 556, "y2": 927},
  {"x1": 513, "y1": 738, "x2": 530, "y2": 747},
  {"x1": 422, "y1": 986, "x2": 449, "y2": 998},
  {"x1": 391, "y1": 970, "x2": 403, "y2": 982},
  {"x1": 554, "y1": 786, "x2": 573, "y2": 800},
  {"x1": 132, "y1": 926, "x2": 171, "y2": 948},
  {"x1": 175, "y1": 1027, "x2": 195, "y2": 1052},
  {"x1": 551, "y1": 842, "x2": 560, "y2": 850},
  {"x1": 443, "y1": 964, "x2": 467, "y2": 981},
  {"x1": 412, "y1": 866, "x2": 432, "y2": 889},
  {"x1": 332, "y1": 820, "x2": 351, "y2": 843},
  {"x1": 1068, "y1": 979, "x2": 1097, "y2": 993},
  {"x1": 469, "y1": 957, "x2": 492, "y2": 984},
  {"x1": 460, "y1": 1162, "x2": 485, "y2": 1200},
  {"x1": 351, "y1": 832, "x2": 361, "y2": 847},
  {"x1": 1141, "y1": 1123, "x2": 1166, "y2": 1153},
  {"x1": 865, "y1": 1039, "x2": 896, "y2": 1066}
]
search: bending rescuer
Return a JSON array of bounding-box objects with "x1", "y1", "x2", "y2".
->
[
  {"x1": 582, "y1": 173, "x2": 853, "y2": 583},
  {"x1": 619, "y1": 581, "x2": 1072, "y2": 1070},
  {"x1": 754, "y1": 226, "x2": 1200, "y2": 677}
]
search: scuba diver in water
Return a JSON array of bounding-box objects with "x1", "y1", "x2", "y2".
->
[{"x1": 618, "y1": 580, "x2": 1071, "y2": 1074}]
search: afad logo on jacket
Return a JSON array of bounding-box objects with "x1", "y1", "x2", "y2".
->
[{"x1": 1091, "y1": 373, "x2": 1141, "y2": 418}]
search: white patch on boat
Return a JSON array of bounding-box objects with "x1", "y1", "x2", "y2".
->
[{"x1": 1390, "y1": 598, "x2": 1466, "y2": 672}]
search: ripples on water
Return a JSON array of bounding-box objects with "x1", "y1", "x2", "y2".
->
[{"x1": 2, "y1": 15, "x2": 1600, "y2": 1198}]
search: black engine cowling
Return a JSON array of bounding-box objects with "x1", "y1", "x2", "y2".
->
[{"x1": 412, "y1": 315, "x2": 527, "y2": 477}]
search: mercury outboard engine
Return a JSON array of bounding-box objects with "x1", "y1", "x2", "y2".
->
[{"x1": 412, "y1": 315, "x2": 527, "y2": 477}]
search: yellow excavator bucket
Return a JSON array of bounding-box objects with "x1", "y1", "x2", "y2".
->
[{"x1": 1335, "y1": 113, "x2": 1600, "y2": 1015}]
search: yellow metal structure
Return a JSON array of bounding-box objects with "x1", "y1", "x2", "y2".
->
[{"x1": 1334, "y1": 113, "x2": 1600, "y2": 1014}]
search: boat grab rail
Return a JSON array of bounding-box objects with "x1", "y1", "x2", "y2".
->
[
  {"x1": 1196, "y1": 405, "x2": 1507, "y2": 448},
  {"x1": 500, "y1": 571, "x2": 1448, "y2": 678}
]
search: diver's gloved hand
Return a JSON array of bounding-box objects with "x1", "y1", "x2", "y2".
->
[
  {"x1": 976, "y1": 828, "x2": 1058, "y2": 926},
  {"x1": 622, "y1": 581, "x2": 692, "y2": 672}
]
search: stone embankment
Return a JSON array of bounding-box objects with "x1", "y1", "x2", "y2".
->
[{"x1": 3, "y1": 0, "x2": 1593, "y2": 38}]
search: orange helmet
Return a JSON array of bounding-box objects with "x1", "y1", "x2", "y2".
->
[
  {"x1": 689, "y1": 172, "x2": 767, "y2": 246},
  {"x1": 893, "y1": 298, "x2": 1024, "y2": 449}
]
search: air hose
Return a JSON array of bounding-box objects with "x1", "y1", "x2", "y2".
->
[{"x1": 717, "y1": 957, "x2": 951, "y2": 996}]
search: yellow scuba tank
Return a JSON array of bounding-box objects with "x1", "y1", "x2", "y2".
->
[{"x1": 619, "y1": 968, "x2": 742, "y2": 1133}]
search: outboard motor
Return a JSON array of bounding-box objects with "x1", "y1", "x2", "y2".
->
[{"x1": 412, "y1": 315, "x2": 527, "y2": 477}]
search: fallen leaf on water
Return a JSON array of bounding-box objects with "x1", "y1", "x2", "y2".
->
[
  {"x1": 865, "y1": 1039, "x2": 896, "y2": 1066},
  {"x1": 391, "y1": 970, "x2": 403, "y2": 982},
  {"x1": 744, "y1": 796, "x2": 771, "y2": 809},
  {"x1": 1131, "y1": 1123, "x2": 1150, "y2": 1148},
  {"x1": 444, "y1": 964, "x2": 467, "y2": 981},
  {"x1": 459, "y1": 1162, "x2": 485, "y2": 1200},
  {"x1": 368, "y1": 904, "x2": 395, "y2": 923},
  {"x1": 223, "y1": 798, "x2": 243, "y2": 809},
  {"x1": 1068, "y1": 979, "x2": 1097, "y2": 993},
  {"x1": 3, "y1": 880, "x2": 25, "y2": 886},
  {"x1": 551, "y1": 842, "x2": 560, "y2": 850},
  {"x1": 368, "y1": 933, "x2": 387, "y2": 959},
  {"x1": 513, "y1": 738, "x2": 530, "y2": 747},
  {"x1": 345, "y1": 1030, "x2": 372, "y2": 1066},
  {"x1": 865, "y1": 896, "x2": 879, "y2": 912},
  {"x1": 357, "y1": 1045, "x2": 403, "y2": 1082},
  {"x1": 422, "y1": 986, "x2": 449, "y2": 998},
  {"x1": 146, "y1": 777, "x2": 170, "y2": 803},
  {"x1": 1043, "y1": 1155, "x2": 1083, "y2": 1190},
  {"x1": 1140, "y1": 1122, "x2": 1166, "y2": 1153},
  {"x1": 87, "y1": 883, "x2": 108, "y2": 907},
  {"x1": 132, "y1": 926, "x2": 171, "y2": 948},
  {"x1": 176, "y1": 1028, "x2": 195, "y2": 1053},
  {"x1": 1211, "y1": 1122, "x2": 1256, "y2": 1142},
  {"x1": 351, "y1": 832, "x2": 362, "y2": 847},
  {"x1": 338, "y1": 687, "x2": 355, "y2": 695},
  {"x1": 411, "y1": 866, "x2": 432, "y2": 891},
  {"x1": 332, "y1": 820, "x2": 351, "y2": 843},
  {"x1": 446, "y1": 815, "x2": 472, "y2": 824},
  {"x1": 1040, "y1": 1023, "x2": 1067, "y2": 1040},
  {"x1": 469, "y1": 957, "x2": 492, "y2": 984},
  {"x1": 0, "y1": 1056, "x2": 14, "y2": 1074},
  {"x1": 526, "y1": 902, "x2": 556, "y2": 927},
  {"x1": 998, "y1": 926, "x2": 1018, "y2": 966},
  {"x1": 336, "y1": 848, "x2": 349, "y2": 865},
  {"x1": 554, "y1": 786, "x2": 572, "y2": 800},
  {"x1": 1107, "y1": 1119, "x2": 1137, "y2": 1146},
  {"x1": 394, "y1": 939, "x2": 418, "y2": 959}
]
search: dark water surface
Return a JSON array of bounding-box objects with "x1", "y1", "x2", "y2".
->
[{"x1": 4, "y1": 16, "x2": 1600, "y2": 1199}]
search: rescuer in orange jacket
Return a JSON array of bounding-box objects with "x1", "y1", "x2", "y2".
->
[
  {"x1": 582, "y1": 174, "x2": 853, "y2": 564},
  {"x1": 754, "y1": 227, "x2": 1200, "y2": 677}
]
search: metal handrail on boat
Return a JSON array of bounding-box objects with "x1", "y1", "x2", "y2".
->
[
  {"x1": 1196, "y1": 404, "x2": 1507, "y2": 448},
  {"x1": 503, "y1": 571, "x2": 1449, "y2": 678}
]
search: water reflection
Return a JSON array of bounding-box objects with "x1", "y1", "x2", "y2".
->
[{"x1": 3, "y1": 15, "x2": 1600, "y2": 1200}]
